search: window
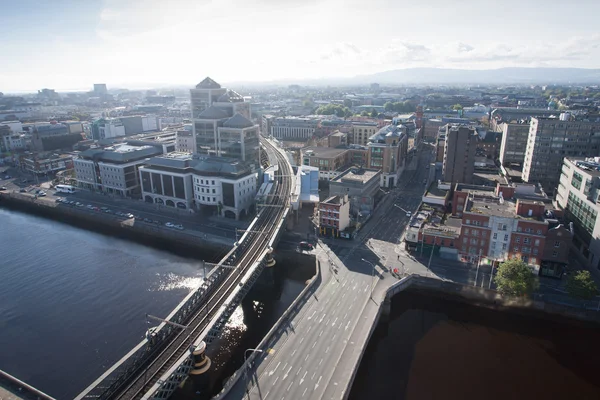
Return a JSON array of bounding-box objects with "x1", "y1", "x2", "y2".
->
[
  {"x1": 472, "y1": 230, "x2": 479, "y2": 237},
  {"x1": 522, "y1": 247, "x2": 530, "y2": 254},
  {"x1": 466, "y1": 219, "x2": 470, "y2": 225},
  {"x1": 213, "y1": 197, "x2": 216, "y2": 202},
  {"x1": 517, "y1": 226, "x2": 522, "y2": 232},
  {"x1": 516, "y1": 236, "x2": 520, "y2": 243},
  {"x1": 534, "y1": 239, "x2": 540, "y2": 246},
  {"x1": 523, "y1": 238, "x2": 530, "y2": 245},
  {"x1": 502, "y1": 243, "x2": 507, "y2": 250},
  {"x1": 473, "y1": 220, "x2": 481, "y2": 226},
  {"x1": 491, "y1": 242, "x2": 496, "y2": 249},
  {"x1": 537, "y1": 230, "x2": 542, "y2": 234},
  {"x1": 212, "y1": 189, "x2": 216, "y2": 194},
  {"x1": 480, "y1": 240, "x2": 486, "y2": 247},
  {"x1": 504, "y1": 234, "x2": 509, "y2": 241},
  {"x1": 552, "y1": 250, "x2": 558, "y2": 257},
  {"x1": 464, "y1": 228, "x2": 469, "y2": 235},
  {"x1": 202, "y1": 196, "x2": 205, "y2": 201},
  {"x1": 554, "y1": 241, "x2": 560, "y2": 248},
  {"x1": 482, "y1": 231, "x2": 487, "y2": 238},
  {"x1": 514, "y1": 246, "x2": 519, "y2": 252},
  {"x1": 470, "y1": 238, "x2": 478, "y2": 245},
  {"x1": 212, "y1": 180, "x2": 215, "y2": 185},
  {"x1": 493, "y1": 233, "x2": 497, "y2": 239},
  {"x1": 463, "y1": 237, "x2": 467, "y2": 243}
]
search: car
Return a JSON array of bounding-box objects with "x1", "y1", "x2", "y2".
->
[
  {"x1": 165, "y1": 222, "x2": 175, "y2": 228},
  {"x1": 126, "y1": 213, "x2": 134, "y2": 218},
  {"x1": 21, "y1": 179, "x2": 28, "y2": 183},
  {"x1": 143, "y1": 218, "x2": 152, "y2": 223},
  {"x1": 104, "y1": 209, "x2": 112, "y2": 213},
  {"x1": 76, "y1": 203, "x2": 84, "y2": 207},
  {"x1": 174, "y1": 224, "x2": 184, "y2": 230},
  {"x1": 406, "y1": 211, "x2": 412, "y2": 217},
  {"x1": 0, "y1": 186, "x2": 6, "y2": 191},
  {"x1": 100, "y1": 207, "x2": 108, "y2": 210},
  {"x1": 68, "y1": 201, "x2": 75, "y2": 205},
  {"x1": 19, "y1": 188, "x2": 26, "y2": 193},
  {"x1": 86, "y1": 205, "x2": 94, "y2": 209},
  {"x1": 4, "y1": 175, "x2": 11, "y2": 179},
  {"x1": 153, "y1": 220, "x2": 160, "y2": 225},
  {"x1": 299, "y1": 241, "x2": 314, "y2": 251},
  {"x1": 37, "y1": 192, "x2": 46, "y2": 197}
]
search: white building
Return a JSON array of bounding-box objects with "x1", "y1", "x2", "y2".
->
[
  {"x1": 271, "y1": 117, "x2": 318, "y2": 140},
  {"x1": 74, "y1": 144, "x2": 162, "y2": 197},
  {"x1": 193, "y1": 157, "x2": 257, "y2": 220}
]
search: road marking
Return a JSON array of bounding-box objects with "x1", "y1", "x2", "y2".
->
[
  {"x1": 319, "y1": 358, "x2": 323, "y2": 366},
  {"x1": 325, "y1": 318, "x2": 330, "y2": 325},
  {"x1": 312, "y1": 341, "x2": 316, "y2": 349},
  {"x1": 264, "y1": 390, "x2": 269, "y2": 400},
  {"x1": 296, "y1": 367, "x2": 302, "y2": 376},
  {"x1": 315, "y1": 375, "x2": 322, "y2": 391},
  {"x1": 270, "y1": 361, "x2": 281, "y2": 375},
  {"x1": 273, "y1": 376, "x2": 279, "y2": 385},
  {"x1": 345, "y1": 320, "x2": 351, "y2": 331},
  {"x1": 292, "y1": 349, "x2": 297, "y2": 356},
  {"x1": 303, "y1": 387, "x2": 308, "y2": 397},
  {"x1": 332, "y1": 317, "x2": 338, "y2": 327},
  {"x1": 343, "y1": 312, "x2": 348, "y2": 319},
  {"x1": 287, "y1": 382, "x2": 293, "y2": 392},
  {"x1": 305, "y1": 353, "x2": 310, "y2": 361},
  {"x1": 307, "y1": 325, "x2": 312, "y2": 333},
  {"x1": 325, "y1": 346, "x2": 330, "y2": 354},
  {"x1": 319, "y1": 330, "x2": 323, "y2": 337},
  {"x1": 283, "y1": 366, "x2": 292, "y2": 380},
  {"x1": 299, "y1": 370, "x2": 307, "y2": 385},
  {"x1": 299, "y1": 337, "x2": 304, "y2": 344},
  {"x1": 308, "y1": 310, "x2": 316, "y2": 320}
]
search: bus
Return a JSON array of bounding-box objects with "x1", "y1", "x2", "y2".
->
[{"x1": 55, "y1": 184, "x2": 76, "y2": 194}]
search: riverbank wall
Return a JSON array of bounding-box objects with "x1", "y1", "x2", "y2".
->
[{"x1": 0, "y1": 192, "x2": 231, "y2": 260}]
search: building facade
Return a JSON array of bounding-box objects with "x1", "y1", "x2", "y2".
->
[
  {"x1": 329, "y1": 167, "x2": 381, "y2": 219},
  {"x1": 91, "y1": 118, "x2": 126, "y2": 140},
  {"x1": 523, "y1": 115, "x2": 600, "y2": 194},
  {"x1": 556, "y1": 157, "x2": 600, "y2": 270},
  {"x1": 367, "y1": 124, "x2": 408, "y2": 188},
  {"x1": 271, "y1": 117, "x2": 319, "y2": 140},
  {"x1": 349, "y1": 122, "x2": 378, "y2": 146},
  {"x1": 74, "y1": 144, "x2": 161, "y2": 197},
  {"x1": 499, "y1": 122, "x2": 530, "y2": 166},
  {"x1": 442, "y1": 125, "x2": 477, "y2": 184},
  {"x1": 139, "y1": 152, "x2": 196, "y2": 210},
  {"x1": 176, "y1": 130, "x2": 195, "y2": 153},
  {"x1": 319, "y1": 194, "x2": 351, "y2": 238}
]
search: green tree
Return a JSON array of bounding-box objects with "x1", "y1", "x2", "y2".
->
[
  {"x1": 360, "y1": 111, "x2": 370, "y2": 117},
  {"x1": 343, "y1": 99, "x2": 353, "y2": 108},
  {"x1": 384, "y1": 102, "x2": 394, "y2": 112},
  {"x1": 566, "y1": 270, "x2": 599, "y2": 300},
  {"x1": 494, "y1": 258, "x2": 538, "y2": 297},
  {"x1": 452, "y1": 103, "x2": 463, "y2": 111},
  {"x1": 370, "y1": 109, "x2": 379, "y2": 118}
]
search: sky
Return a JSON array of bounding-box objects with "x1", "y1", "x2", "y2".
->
[{"x1": 1, "y1": 0, "x2": 600, "y2": 92}]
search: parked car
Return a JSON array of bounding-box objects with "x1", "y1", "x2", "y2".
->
[
  {"x1": 126, "y1": 213, "x2": 134, "y2": 218},
  {"x1": 299, "y1": 241, "x2": 314, "y2": 251},
  {"x1": 165, "y1": 222, "x2": 175, "y2": 228},
  {"x1": 4, "y1": 175, "x2": 11, "y2": 179},
  {"x1": 143, "y1": 218, "x2": 152, "y2": 223},
  {"x1": 37, "y1": 192, "x2": 46, "y2": 197},
  {"x1": 104, "y1": 209, "x2": 112, "y2": 214},
  {"x1": 174, "y1": 224, "x2": 184, "y2": 230},
  {"x1": 0, "y1": 186, "x2": 6, "y2": 191},
  {"x1": 19, "y1": 188, "x2": 26, "y2": 193}
]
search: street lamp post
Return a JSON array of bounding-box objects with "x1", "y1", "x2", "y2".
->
[
  {"x1": 244, "y1": 348, "x2": 263, "y2": 399},
  {"x1": 361, "y1": 258, "x2": 376, "y2": 300}
]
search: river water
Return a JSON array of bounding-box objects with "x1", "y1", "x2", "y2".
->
[
  {"x1": 0, "y1": 208, "x2": 210, "y2": 399},
  {"x1": 350, "y1": 290, "x2": 600, "y2": 400}
]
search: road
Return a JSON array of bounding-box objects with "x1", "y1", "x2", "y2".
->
[{"x1": 225, "y1": 145, "x2": 436, "y2": 400}]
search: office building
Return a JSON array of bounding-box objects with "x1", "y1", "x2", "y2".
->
[
  {"x1": 190, "y1": 78, "x2": 256, "y2": 164},
  {"x1": 442, "y1": 125, "x2": 477, "y2": 184},
  {"x1": 91, "y1": 118, "x2": 126, "y2": 140},
  {"x1": 93, "y1": 84, "x2": 108, "y2": 96},
  {"x1": 329, "y1": 167, "x2": 381, "y2": 218},
  {"x1": 176, "y1": 129, "x2": 195, "y2": 153},
  {"x1": 30, "y1": 122, "x2": 83, "y2": 152},
  {"x1": 119, "y1": 115, "x2": 159, "y2": 135},
  {"x1": 367, "y1": 124, "x2": 408, "y2": 188},
  {"x1": 556, "y1": 157, "x2": 600, "y2": 269},
  {"x1": 349, "y1": 122, "x2": 378, "y2": 146},
  {"x1": 139, "y1": 152, "x2": 197, "y2": 210},
  {"x1": 271, "y1": 117, "x2": 319, "y2": 140},
  {"x1": 499, "y1": 121, "x2": 531, "y2": 166},
  {"x1": 20, "y1": 152, "x2": 74, "y2": 175},
  {"x1": 523, "y1": 115, "x2": 600, "y2": 193},
  {"x1": 74, "y1": 144, "x2": 161, "y2": 197},
  {"x1": 301, "y1": 146, "x2": 362, "y2": 180}
]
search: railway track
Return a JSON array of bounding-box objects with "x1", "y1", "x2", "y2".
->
[{"x1": 106, "y1": 139, "x2": 291, "y2": 400}]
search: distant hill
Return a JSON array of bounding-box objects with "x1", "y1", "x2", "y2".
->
[{"x1": 354, "y1": 67, "x2": 600, "y2": 85}]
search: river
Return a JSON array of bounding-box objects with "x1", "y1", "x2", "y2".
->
[
  {"x1": 349, "y1": 290, "x2": 600, "y2": 400},
  {"x1": 0, "y1": 208, "x2": 210, "y2": 399}
]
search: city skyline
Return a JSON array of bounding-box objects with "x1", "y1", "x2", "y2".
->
[{"x1": 1, "y1": 0, "x2": 600, "y2": 92}]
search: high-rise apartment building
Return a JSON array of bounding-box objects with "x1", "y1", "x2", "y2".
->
[
  {"x1": 523, "y1": 115, "x2": 600, "y2": 193},
  {"x1": 499, "y1": 122, "x2": 530, "y2": 166},
  {"x1": 442, "y1": 125, "x2": 477, "y2": 184}
]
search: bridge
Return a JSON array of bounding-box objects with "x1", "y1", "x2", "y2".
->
[{"x1": 76, "y1": 137, "x2": 293, "y2": 400}]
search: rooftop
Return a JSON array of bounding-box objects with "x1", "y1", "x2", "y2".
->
[
  {"x1": 195, "y1": 77, "x2": 221, "y2": 89},
  {"x1": 566, "y1": 157, "x2": 600, "y2": 177},
  {"x1": 222, "y1": 113, "x2": 254, "y2": 129},
  {"x1": 302, "y1": 146, "x2": 348, "y2": 159},
  {"x1": 80, "y1": 144, "x2": 160, "y2": 163},
  {"x1": 331, "y1": 167, "x2": 380, "y2": 185},
  {"x1": 197, "y1": 105, "x2": 229, "y2": 120},
  {"x1": 322, "y1": 195, "x2": 347, "y2": 205}
]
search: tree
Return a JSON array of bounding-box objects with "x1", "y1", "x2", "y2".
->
[
  {"x1": 384, "y1": 102, "x2": 395, "y2": 112},
  {"x1": 452, "y1": 103, "x2": 463, "y2": 111},
  {"x1": 566, "y1": 270, "x2": 599, "y2": 300},
  {"x1": 370, "y1": 109, "x2": 378, "y2": 118},
  {"x1": 494, "y1": 258, "x2": 538, "y2": 297},
  {"x1": 360, "y1": 111, "x2": 369, "y2": 117},
  {"x1": 343, "y1": 99, "x2": 353, "y2": 108}
]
